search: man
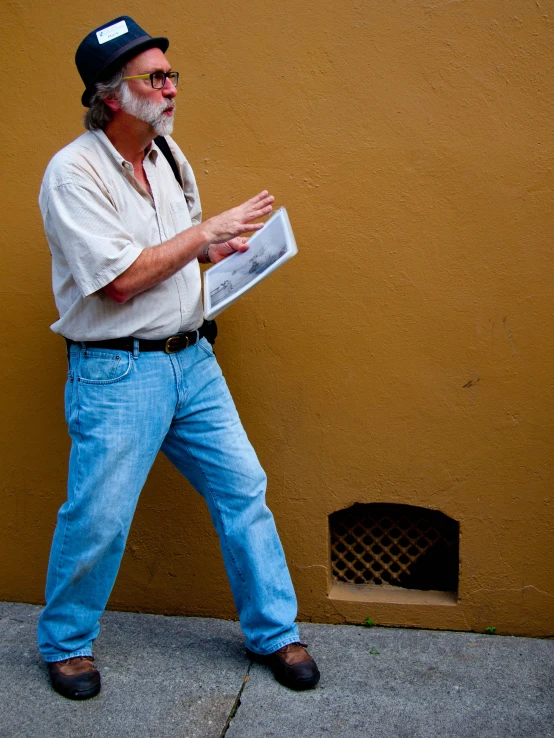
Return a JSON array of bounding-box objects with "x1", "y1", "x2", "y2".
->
[{"x1": 38, "y1": 16, "x2": 319, "y2": 700}]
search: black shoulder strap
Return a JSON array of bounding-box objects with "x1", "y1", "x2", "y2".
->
[
  {"x1": 154, "y1": 135, "x2": 217, "y2": 339},
  {"x1": 154, "y1": 135, "x2": 183, "y2": 187}
]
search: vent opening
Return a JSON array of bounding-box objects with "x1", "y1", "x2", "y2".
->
[{"x1": 330, "y1": 503, "x2": 459, "y2": 594}]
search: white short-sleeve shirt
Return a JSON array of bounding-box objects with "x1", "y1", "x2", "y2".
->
[{"x1": 39, "y1": 129, "x2": 205, "y2": 340}]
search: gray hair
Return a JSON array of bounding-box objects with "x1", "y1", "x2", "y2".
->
[{"x1": 83, "y1": 65, "x2": 128, "y2": 131}]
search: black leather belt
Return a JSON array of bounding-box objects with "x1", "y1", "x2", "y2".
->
[{"x1": 65, "y1": 320, "x2": 216, "y2": 354}]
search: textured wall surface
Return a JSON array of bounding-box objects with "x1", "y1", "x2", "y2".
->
[{"x1": 1, "y1": 0, "x2": 553, "y2": 636}]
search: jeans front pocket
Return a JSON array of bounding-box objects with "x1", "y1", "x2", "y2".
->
[
  {"x1": 197, "y1": 337, "x2": 215, "y2": 357},
  {"x1": 77, "y1": 349, "x2": 133, "y2": 385}
]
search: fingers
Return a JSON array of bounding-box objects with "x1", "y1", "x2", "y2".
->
[
  {"x1": 228, "y1": 237, "x2": 249, "y2": 252},
  {"x1": 247, "y1": 204, "x2": 273, "y2": 221},
  {"x1": 243, "y1": 193, "x2": 274, "y2": 219},
  {"x1": 207, "y1": 191, "x2": 274, "y2": 244},
  {"x1": 248, "y1": 190, "x2": 273, "y2": 205},
  {"x1": 245, "y1": 192, "x2": 274, "y2": 215}
]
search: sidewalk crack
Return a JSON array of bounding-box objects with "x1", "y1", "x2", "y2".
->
[{"x1": 220, "y1": 663, "x2": 251, "y2": 737}]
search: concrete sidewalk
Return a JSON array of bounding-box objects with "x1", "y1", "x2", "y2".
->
[{"x1": 1, "y1": 602, "x2": 552, "y2": 738}]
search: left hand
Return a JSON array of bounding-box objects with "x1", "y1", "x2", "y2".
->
[{"x1": 208, "y1": 237, "x2": 249, "y2": 264}]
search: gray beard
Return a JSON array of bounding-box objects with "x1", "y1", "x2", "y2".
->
[{"x1": 119, "y1": 84, "x2": 175, "y2": 136}]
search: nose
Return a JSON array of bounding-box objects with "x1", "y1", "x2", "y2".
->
[{"x1": 162, "y1": 77, "x2": 177, "y2": 98}]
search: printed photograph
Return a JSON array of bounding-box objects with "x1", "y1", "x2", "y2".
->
[{"x1": 204, "y1": 208, "x2": 296, "y2": 317}]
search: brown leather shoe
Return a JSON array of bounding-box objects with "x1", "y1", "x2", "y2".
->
[
  {"x1": 246, "y1": 642, "x2": 320, "y2": 690},
  {"x1": 47, "y1": 656, "x2": 101, "y2": 700}
]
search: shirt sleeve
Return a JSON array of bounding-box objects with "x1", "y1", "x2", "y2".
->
[{"x1": 43, "y1": 181, "x2": 143, "y2": 298}]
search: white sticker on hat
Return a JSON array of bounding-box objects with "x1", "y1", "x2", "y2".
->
[{"x1": 96, "y1": 19, "x2": 129, "y2": 45}]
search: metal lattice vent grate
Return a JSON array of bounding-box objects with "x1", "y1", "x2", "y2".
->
[{"x1": 330, "y1": 503, "x2": 459, "y2": 592}]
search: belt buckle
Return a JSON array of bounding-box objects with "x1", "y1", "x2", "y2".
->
[{"x1": 165, "y1": 334, "x2": 188, "y2": 353}]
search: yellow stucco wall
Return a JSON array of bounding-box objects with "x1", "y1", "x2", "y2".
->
[{"x1": 1, "y1": 0, "x2": 553, "y2": 637}]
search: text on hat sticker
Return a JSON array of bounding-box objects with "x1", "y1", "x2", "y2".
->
[{"x1": 96, "y1": 20, "x2": 129, "y2": 45}]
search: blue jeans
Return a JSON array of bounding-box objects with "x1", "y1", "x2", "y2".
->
[{"x1": 38, "y1": 338, "x2": 299, "y2": 662}]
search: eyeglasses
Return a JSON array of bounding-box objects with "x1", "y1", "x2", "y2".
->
[{"x1": 122, "y1": 71, "x2": 179, "y2": 89}]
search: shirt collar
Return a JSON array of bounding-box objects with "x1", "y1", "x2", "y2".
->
[
  {"x1": 91, "y1": 129, "x2": 158, "y2": 170},
  {"x1": 145, "y1": 141, "x2": 159, "y2": 163}
]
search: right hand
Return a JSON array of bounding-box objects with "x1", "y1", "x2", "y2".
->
[{"x1": 203, "y1": 191, "x2": 274, "y2": 244}]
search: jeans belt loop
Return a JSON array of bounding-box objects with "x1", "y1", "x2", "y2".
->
[{"x1": 133, "y1": 338, "x2": 139, "y2": 359}]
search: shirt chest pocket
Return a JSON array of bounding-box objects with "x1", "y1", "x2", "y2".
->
[{"x1": 169, "y1": 199, "x2": 193, "y2": 235}]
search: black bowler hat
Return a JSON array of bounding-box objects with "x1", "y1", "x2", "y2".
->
[{"x1": 75, "y1": 16, "x2": 169, "y2": 107}]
